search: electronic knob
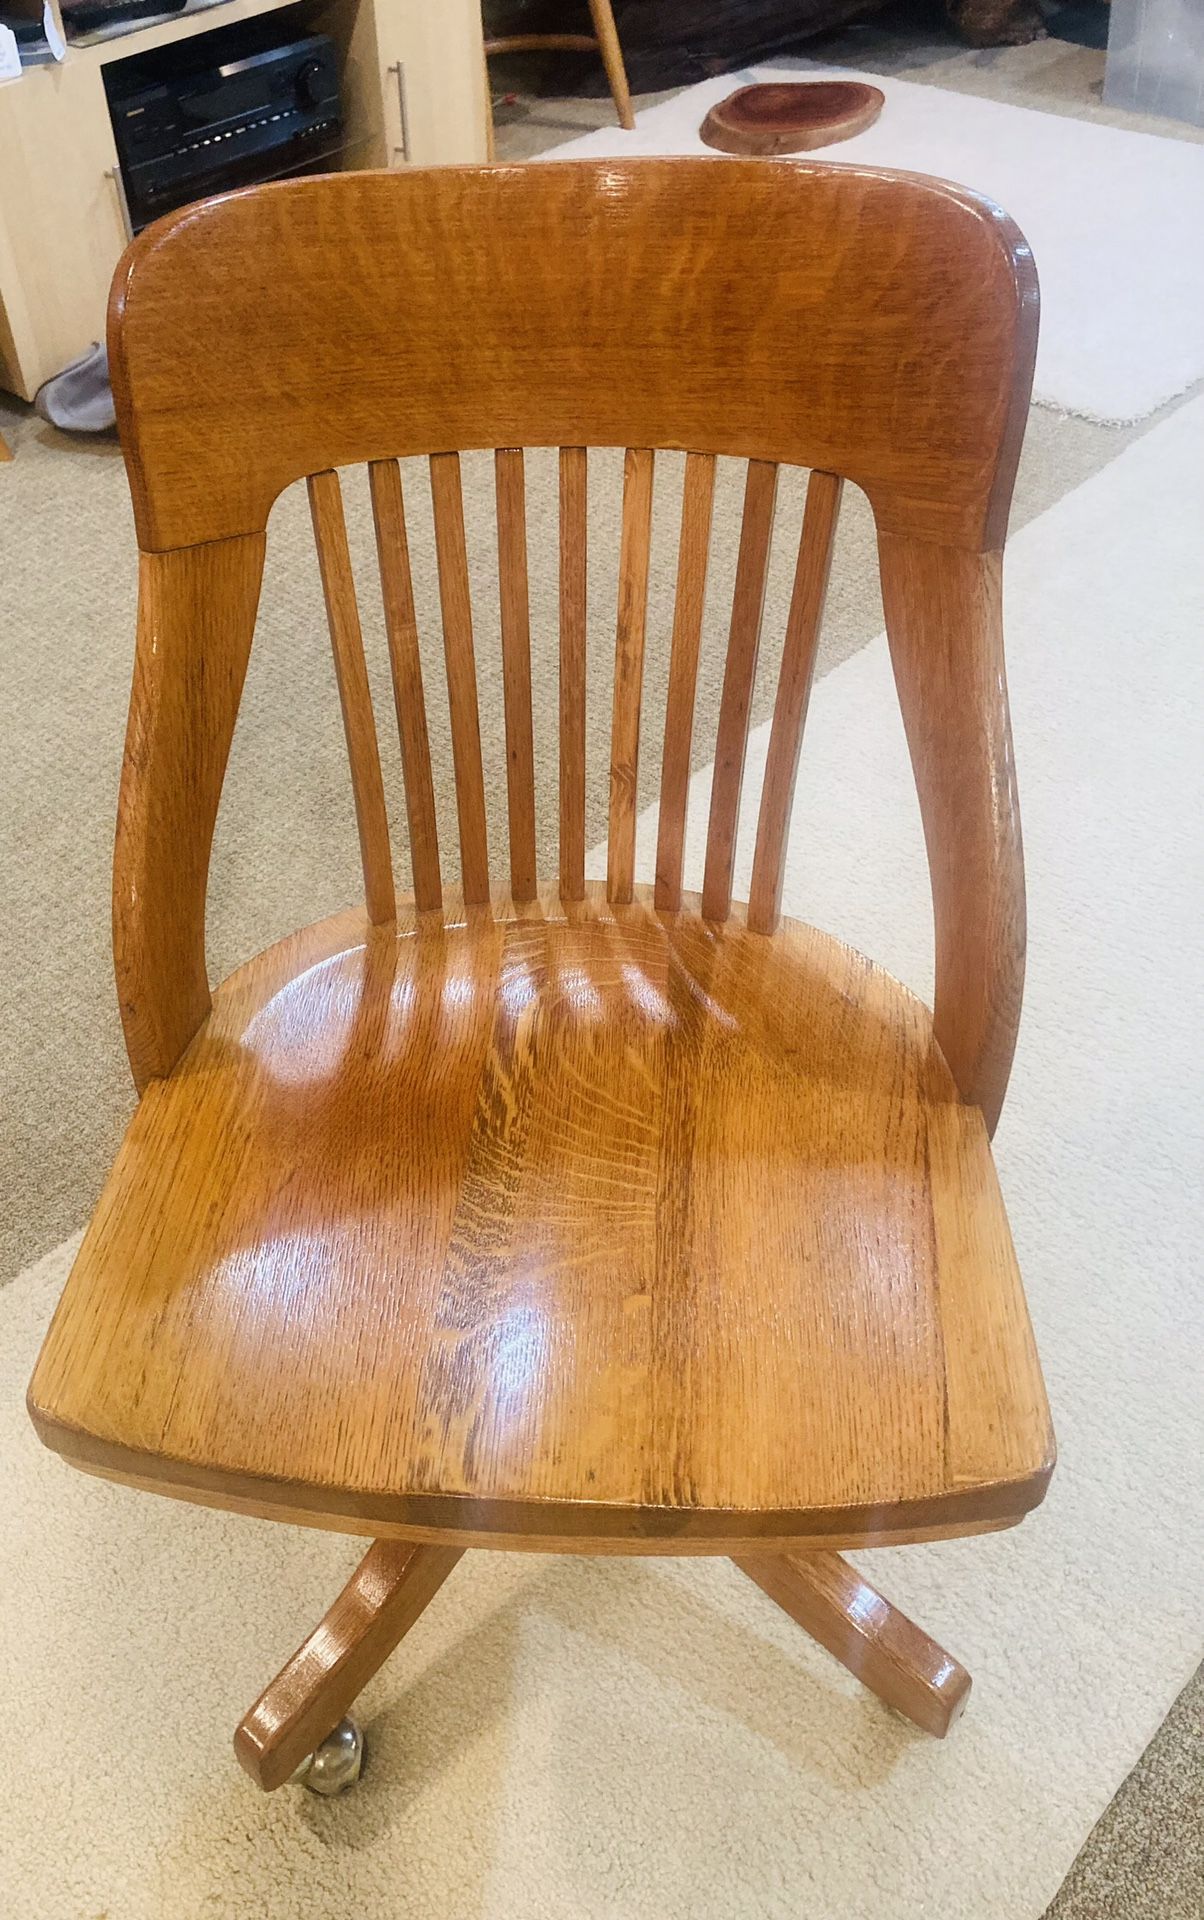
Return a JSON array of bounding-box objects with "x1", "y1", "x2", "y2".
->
[{"x1": 295, "y1": 59, "x2": 327, "y2": 109}]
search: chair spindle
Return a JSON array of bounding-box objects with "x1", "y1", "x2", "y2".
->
[
  {"x1": 748, "y1": 470, "x2": 844, "y2": 935},
  {"x1": 368, "y1": 459, "x2": 442, "y2": 913},
  {"x1": 429, "y1": 452, "x2": 491, "y2": 904},
  {"x1": 607, "y1": 446, "x2": 655, "y2": 906},
  {"x1": 701, "y1": 458, "x2": 779, "y2": 923},
  {"x1": 495, "y1": 449, "x2": 538, "y2": 902},
  {"x1": 654, "y1": 452, "x2": 717, "y2": 913},
  {"x1": 558, "y1": 447, "x2": 588, "y2": 902},
  {"x1": 307, "y1": 469, "x2": 396, "y2": 926}
]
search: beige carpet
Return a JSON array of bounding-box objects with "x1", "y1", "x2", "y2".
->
[{"x1": 2, "y1": 378, "x2": 1201, "y2": 1920}]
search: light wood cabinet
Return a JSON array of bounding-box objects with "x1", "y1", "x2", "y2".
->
[{"x1": 0, "y1": 0, "x2": 489, "y2": 399}]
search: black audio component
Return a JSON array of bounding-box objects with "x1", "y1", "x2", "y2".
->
[{"x1": 105, "y1": 13, "x2": 342, "y2": 232}]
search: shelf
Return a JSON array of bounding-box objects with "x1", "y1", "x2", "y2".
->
[
  {"x1": 65, "y1": 0, "x2": 225, "y2": 52},
  {"x1": 62, "y1": 0, "x2": 301, "y2": 66}
]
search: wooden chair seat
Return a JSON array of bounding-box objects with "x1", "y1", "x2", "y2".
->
[{"x1": 30, "y1": 886, "x2": 1051, "y2": 1553}]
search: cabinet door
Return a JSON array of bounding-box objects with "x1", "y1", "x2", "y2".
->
[
  {"x1": 373, "y1": 0, "x2": 489, "y2": 168},
  {"x1": 0, "y1": 58, "x2": 128, "y2": 399}
]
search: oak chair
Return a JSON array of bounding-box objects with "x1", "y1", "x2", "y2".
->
[{"x1": 28, "y1": 158, "x2": 1053, "y2": 1795}]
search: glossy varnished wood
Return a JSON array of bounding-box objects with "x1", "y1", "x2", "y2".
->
[
  {"x1": 878, "y1": 535, "x2": 1024, "y2": 1133},
  {"x1": 429, "y1": 451, "x2": 490, "y2": 904},
  {"x1": 101, "y1": 161, "x2": 1039, "y2": 1128},
  {"x1": 748, "y1": 469, "x2": 844, "y2": 935},
  {"x1": 308, "y1": 469, "x2": 395, "y2": 927},
  {"x1": 558, "y1": 445, "x2": 588, "y2": 902},
  {"x1": 72, "y1": 1452, "x2": 1018, "y2": 1556},
  {"x1": 234, "y1": 1542, "x2": 461, "y2": 1789},
  {"x1": 655, "y1": 451, "x2": 717, "y2": 914},
  {"x1": 107, "y1": 162, "x2": 1037, "y2": 555},
  {"x1": 607, "y1": 447, "x2": 654, "y2": 906},
  {"x1": 112, "y1": 536, "x2": 265, "y2": 1092},
  {"x1": 37, "y1": 162, "x2": 1055, "y2": 1761},
  {"x1": 495, "y1": 447, "x2": 538, "y2": 902},
  {"x1": 368, "y1": 459, "x2": 442, "y2": 912},
  {"x1": 30, "y1": 886, "x2": 1053, "y2": 1550},
  {"x1": 734, "y1": 1551, "x2": 972, "y2": 1736},
  {"x1": 702, "y1": 458, "x2": 779, "y2": 923}
]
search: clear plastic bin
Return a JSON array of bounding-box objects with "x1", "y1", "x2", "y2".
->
[{"x1": 1105, "y1": 0, "x2": 1204, "y2": 126}]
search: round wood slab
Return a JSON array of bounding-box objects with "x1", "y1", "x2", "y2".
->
[{"x1": 700, "y1": 81, "x2": 885, "y2": 157}]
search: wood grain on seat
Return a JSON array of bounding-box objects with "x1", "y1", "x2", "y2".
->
[{"x1": 29, "y1": 886, "x2": 1052, "y2": 1552}]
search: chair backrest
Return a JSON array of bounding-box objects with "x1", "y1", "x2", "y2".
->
[{"x1": 109, "y1": 159, "x2": 1037, "y2": 1132}]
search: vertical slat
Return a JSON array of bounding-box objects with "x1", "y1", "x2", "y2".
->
[
  {"x1": 558, "y1": 446, "x2": 588, "y2": 902},
  {"x1": 429, "y1": 451, "x2": 491, "y2": 904},
  {"x1": 654, "y1": 452, "x2": 717, "y2": 912},
  {"x1": 307, "y1": 469, "x2": 396, "y2": 926},
  {"x1": 368, "y1": 459, "x2": 442, "y2": 913},
  {"x1": 700, "y1": 458, "x2": 779, "y2": 923},
  {"x1": 747, "y1": 470, "x2": 844, "y2": 935},
  {"x1": 607, "y1": 446, "x2": 655, "y2": 905},
  {"x1": 495, "y1": 448, "x2": 538, "y2": 901}
]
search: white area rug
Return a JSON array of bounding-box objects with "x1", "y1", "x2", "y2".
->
[
  {"x1": 546, "y1": 64, "x2": 1204, "y2": 425},
  {"x1": 2, "y1": 401, "x2": 1203, "y2": 1916}
]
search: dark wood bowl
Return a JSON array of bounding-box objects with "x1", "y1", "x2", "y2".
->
[{"x1": 700, "y1": 81, "x2": 885, "y2": 156}]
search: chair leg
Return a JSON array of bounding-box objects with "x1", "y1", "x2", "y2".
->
[
  {"x1": 732, "y1": 1550, "x2": 971, "y2": 1737},
  {"x1": 586, "y1": 0, "x2": 636, "y2": 130},
  {"x1": 234, "y1": 1541, "x2": 463, "y2": 1790},
  {"x1": 0, "y1": 430, "x2": 12, "y2": 462}
]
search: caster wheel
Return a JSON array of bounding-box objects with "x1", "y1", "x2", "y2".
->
[{"x1": 288, "y1": 1716, "x2": 365, "y2": 1796}]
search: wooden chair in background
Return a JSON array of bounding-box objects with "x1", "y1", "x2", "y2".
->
[
  {"x1": 483, "y1": 0, "x2": 635, "y2": 158},
  {"x1": 28, "y1": 158, "x2": 1053, "y2": 1795}
]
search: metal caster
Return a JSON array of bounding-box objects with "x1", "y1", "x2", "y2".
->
[{"x1": 288, "y1": 1716, "x2": 365, "y2": 1796}]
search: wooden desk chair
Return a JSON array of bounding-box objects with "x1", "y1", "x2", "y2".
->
[
  {"x1": 483, "y1": 0, "x2": 635, "y2": 154},
  {"x1": 28, "y1": 158, "x2": 1053, "y2": 1795}
]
